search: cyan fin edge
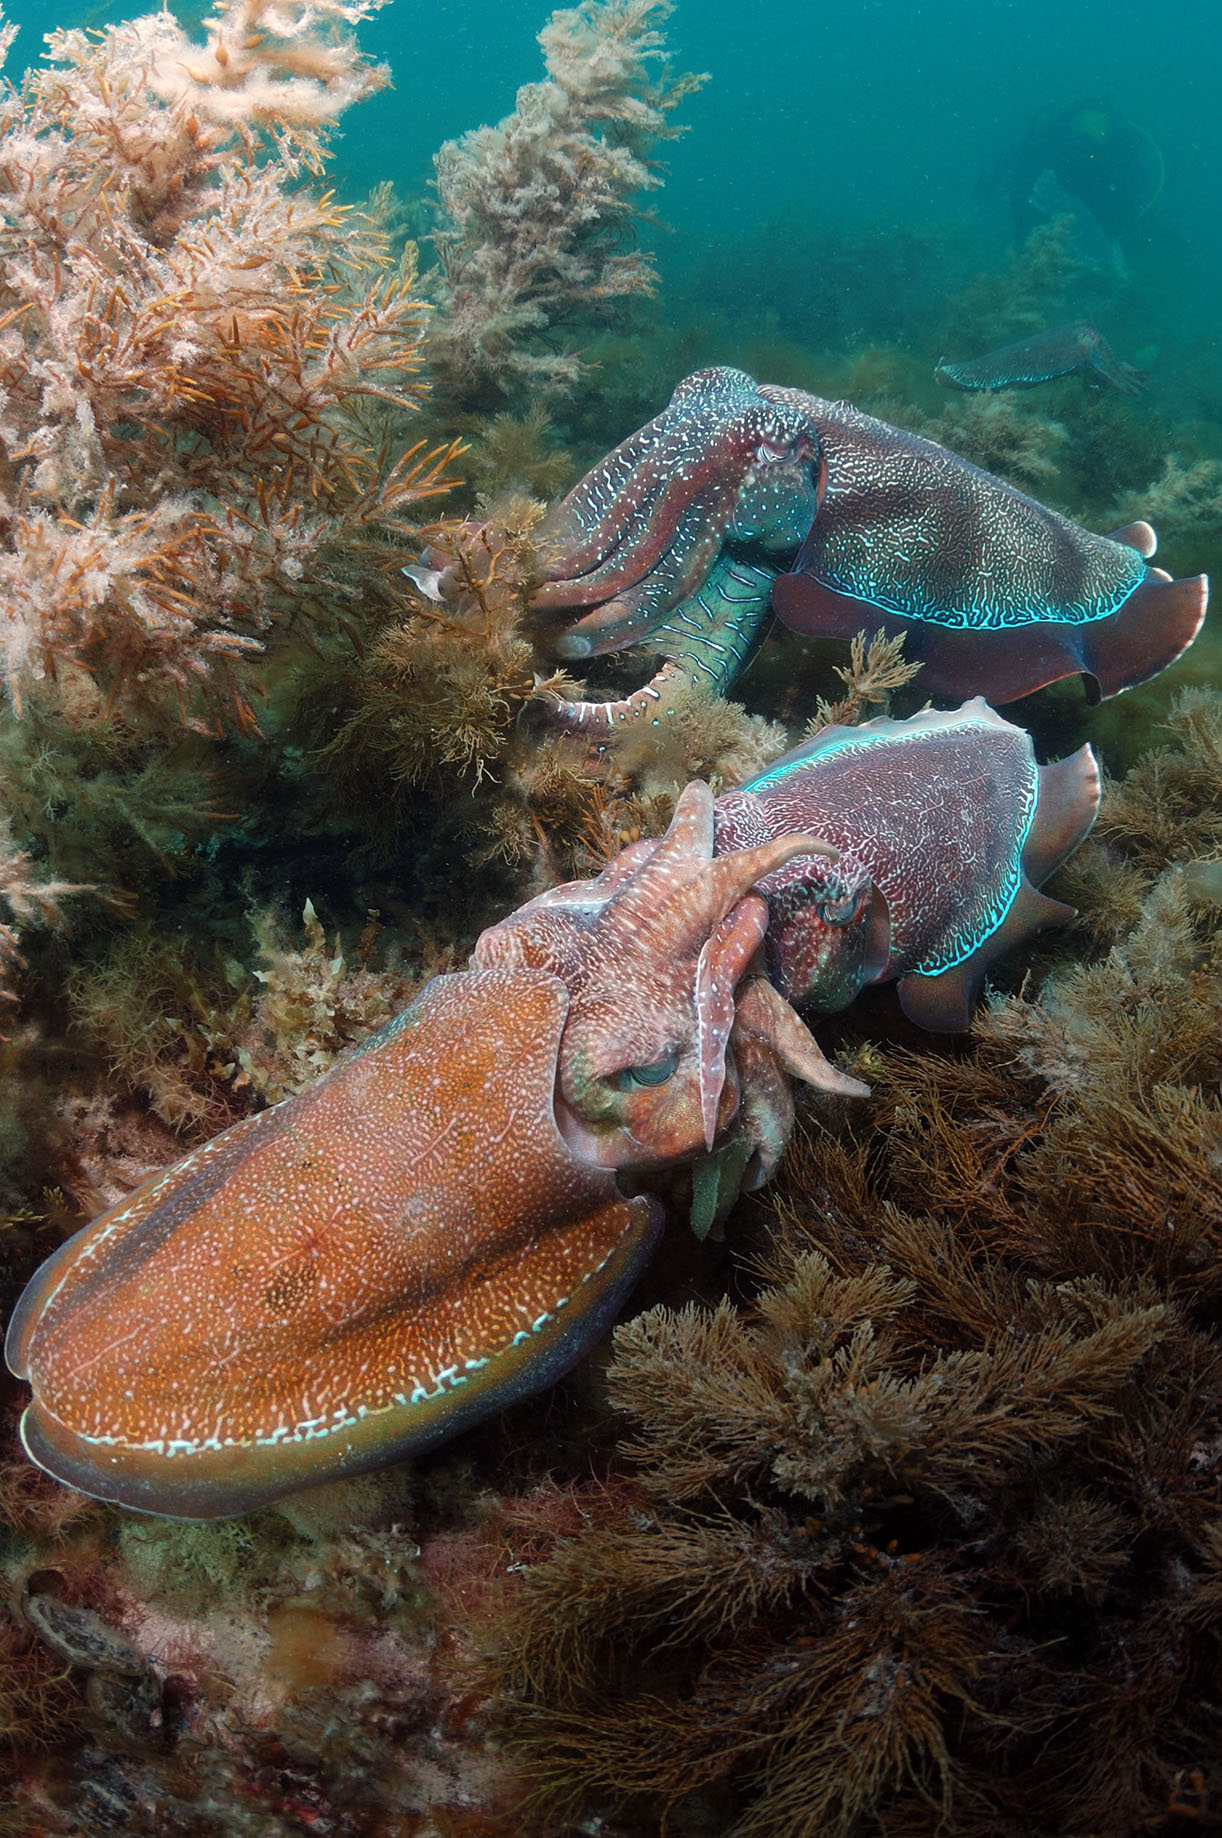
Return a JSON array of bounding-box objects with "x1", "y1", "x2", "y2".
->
[{"x1": 897, "y1": 878, "x2": 1076, "y2": 1033}]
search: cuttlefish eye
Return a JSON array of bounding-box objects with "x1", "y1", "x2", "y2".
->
[
  {"x1": 754, "y1": 429, "x2": 815, "y2": 466},
  {"x1": 608, "y1": 1048, "x2": 680, "y2": 1092},
  {"x1": 816, "y1": 883, "x2": 869, "y2": 926}
]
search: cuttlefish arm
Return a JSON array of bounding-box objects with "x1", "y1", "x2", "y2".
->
[
  {"x1": 475, "y1": 779, "x2": 862, "y2": 1171},
  {"x1": 935, "y1": 322, "x2": 1147, "y2": 396},
  {"x1": 532, "y1": 367, "x2": 821, "y2": 661},
  {"x1": 543, "y1": 554, "x2": 779, "y2": 735}
]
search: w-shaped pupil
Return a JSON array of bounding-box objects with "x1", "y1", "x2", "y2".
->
[{"x1": 610, "y1": 1048, "x2": 679, "y2": 1091}]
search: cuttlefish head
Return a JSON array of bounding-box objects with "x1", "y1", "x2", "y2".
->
[
  {"x1": 475, "y1": 780, "x2": 864, "y2": 1171},
  {"x1": 532, "y1": 367, "x2": 823, "y2": 660}
]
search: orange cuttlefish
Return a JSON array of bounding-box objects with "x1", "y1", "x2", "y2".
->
[{"x1": 6, "y1": 703, "x2": 1099, "y2": 1519}]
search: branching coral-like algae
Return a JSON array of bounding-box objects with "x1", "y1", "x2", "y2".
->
[
  {"x1": 0, "y1": 0, "x2": 460, "y2": 734},
  {"x1": 0, "y1": 0, "x2": 482, "y2": 1162},
  {"x1": 429, "y1": 0, "x2": 705, "y2": 408}
]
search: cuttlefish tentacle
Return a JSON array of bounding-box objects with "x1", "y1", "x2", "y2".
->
[
  {"x1": 476, "y1": 779, "x2": 847, "y2": 1170},
  {"x1": 544, "y1": 556, "x2": 780, "y2": 736},
  {"x1": 542, "y1": 659, "x2": 690, "y2": 736},
  {"x1": 534, "y1": 368, "x2": 819, "y2": 666}
]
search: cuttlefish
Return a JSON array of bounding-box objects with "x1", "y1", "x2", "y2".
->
[
  {"x1": 522, "y1": 366, "x2": 1205, "y2": 727},
  {"x1": 935, "y1": 322, "x2": 1146, "y2": 396},
  {"x1": 6, "y1": 704, "x2": 1098, "y2": 1519}
]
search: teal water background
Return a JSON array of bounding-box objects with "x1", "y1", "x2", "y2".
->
[{"x1": 6, "y1": 0, "x2": 1217, "y2": 357}]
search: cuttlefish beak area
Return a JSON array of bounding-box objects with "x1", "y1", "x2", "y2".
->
[
  {"x1": 531, "y1": 366, "x2": 822, "y2": 660},
  {"x1": 475, "y1": 780, "x2": 848, "y2": 1171},
  {"x1": 4, "y1": 969, "x2": 662, "y2": 1520}
]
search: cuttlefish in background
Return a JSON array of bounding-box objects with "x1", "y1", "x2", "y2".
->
[
  {"x1": 520, "y1": 366, "x2": 1204, "y2": 728},
  {"x1": 6, "y1": 703, "x2": 1098, "y2": 1520},
  {"x1": 935, "y1": 322, "x2": 1147, "y2": 396}
]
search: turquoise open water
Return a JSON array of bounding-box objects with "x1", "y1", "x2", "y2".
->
[{"x1": 10, "y1": 0, "x2": 1217, "y2": 343}]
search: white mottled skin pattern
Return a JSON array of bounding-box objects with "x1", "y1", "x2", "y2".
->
[
  {"x1": 6, "y1": 971, "x2": 662, "y2": 1513},
  {"x1": 764, "y1": 386, "x2": 1144, "y2": 629},
  {"x1": 5, "y1": 709, "x2": 1099, "y2": 1518},
  {"x1": 530, "y1": 365, "x2": 1162, "y2": 727},
  {"x1": 6, "y1": 785, "x2": 852, "y2": 1517},
  {"x1": 723, "y1": 705, "x2": 1038, "y2": 989},
  {"x1": 534, "y1": 368, "x2": 818, "y2": 730}
]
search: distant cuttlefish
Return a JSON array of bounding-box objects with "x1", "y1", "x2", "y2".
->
[{"x1": 936, "y1": 322, "x2": 1146, "y2": 396}]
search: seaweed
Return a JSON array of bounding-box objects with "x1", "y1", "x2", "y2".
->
[
  {"x1": 0, "y1": 1, "x2": 457, "y2": 736},
  {"x1": 604, "y1": 676, "x2": 790, "y2": 801},
  {"x1": 428, "y1": 0, "x2": 704, "y2": 408},
  {"x1": 461, "y1": 404, "x2": 576, "y2": 500},
  {"x1": 483, "y1": 696, "x2": 1222, "y2": 1838},
  {"x1": 310, "y1": 499, "x2": 548, "y2": 844},
  {"x1": 0, "y1": 0, "x2": 1217, "y2": 1830},
  {"x1": 805, "y1": 627, "x2": 923, "y2": 734},
  {"x1": 921, "y1": 390, "x2": 1069, "y2": 490}
]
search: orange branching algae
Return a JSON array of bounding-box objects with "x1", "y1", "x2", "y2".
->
[{"x1": 0, "y1": 2, "x2": 458, "y2": 736}]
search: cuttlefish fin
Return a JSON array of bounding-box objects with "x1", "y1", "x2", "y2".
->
[
  {"x1": 897, "y1": 740, "x2": 1098, "y2": 1033},
  {"x1": 1107, "y1": 520, "x2": 1157, "y2": 559},
  {"x1": 772, "y1": 566, "x2": 1206, "y2": 705},
  {"x1": 1079, "y1": 569, "x2": 1207, "y2": 703},
  {"x1": 1023, "y1": 744, "x2": 1102, "y2": 885},
  {"x1": 898, "y1": 880, "x2": 1075, "y2": 1032}
]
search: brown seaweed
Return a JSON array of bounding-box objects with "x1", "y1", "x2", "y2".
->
[{"x1": 484, "y1": 695, "x2": 1222, "y2": 1838}]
